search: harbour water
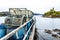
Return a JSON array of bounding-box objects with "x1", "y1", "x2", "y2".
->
[
  {"x1": 34, "y1": 15, "x2": 60, "y2": 40},
  {"x1": 0, "y1": 17, "x2": 7, "y2": 25}
]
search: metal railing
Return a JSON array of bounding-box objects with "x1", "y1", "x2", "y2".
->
[
  {"x1": 0, "y1": 18, "x2": 35, "y2": 40},
  {"x1": 23, "y1": 21, "x2": 35, "y2": 40},
  {"x1": 29, "y1": 23, "x2": 35, "y2": 40}
]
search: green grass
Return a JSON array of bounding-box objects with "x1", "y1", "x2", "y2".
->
[{"x1": 43, "y1": 8, "x2": 60, "y2": 18}]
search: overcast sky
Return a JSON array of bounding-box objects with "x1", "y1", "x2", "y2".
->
[{"x1": 0, "y1": 0, "x2": 60, "y2": 14}]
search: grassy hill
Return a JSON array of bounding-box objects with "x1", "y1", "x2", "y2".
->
[{"x1": 43, "y1": 8, "x2": 60, "y2": 18}]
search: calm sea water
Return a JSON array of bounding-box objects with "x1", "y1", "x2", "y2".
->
[
  {"x1": 35, "y1": 15, "x2": 60, "y2": 30},
  {"x1": 0, "y1": 17, "x2": 7, "y2": 24},
  {"x1": 34, "y1": 15, "x2": 60, "y2": 40}
]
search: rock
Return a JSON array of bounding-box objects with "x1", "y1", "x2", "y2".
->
[
  {"x1": 52, "y1": 34, "x2": 58, "y2": 38},
  {"x1": 57, "y1": 32, "x2": 60, "y2": 35},
  {"x1": 58, "y1": 36, "x2": 60, "y2": 38},
  {"x1": 53, "y1": 29, "x2": 58, "y2": 32},
  {"x1": 45, "y1": 29, "x2": 52, "y2": 34},
  {"x1": 53, "y1": 29, "x2": 60, "y2": 32},
  {"x1": 58, "y1": 30, "x2": 60, "y2": 32}
]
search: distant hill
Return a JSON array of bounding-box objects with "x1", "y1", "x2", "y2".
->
[
  {"x1": 0, "y1": 11, "x2": 43, "y2": 16},
  {"x1": 33, "y1": 13, "x2": 43, "y2": 15},
  {"x1": 0, "y1": 11, "x2": 10, "y2": 16}
]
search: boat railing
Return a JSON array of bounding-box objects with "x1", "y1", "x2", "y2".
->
[{"x1": 0, "y1": 18, "x2": 35, "y2": 40}]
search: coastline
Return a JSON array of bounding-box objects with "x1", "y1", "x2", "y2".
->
[{"x1": 43, "y1": 16, "x2": 60, "y2": 18}]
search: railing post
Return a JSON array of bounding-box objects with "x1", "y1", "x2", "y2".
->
[
  {"x1": 24, "y1": 25, "x2": 27, "y2": 35},
  {"x1": 16, "y1": 32, "x2": 19, "y2": 39}
]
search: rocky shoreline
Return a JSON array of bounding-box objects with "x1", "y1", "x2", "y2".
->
[
  {"x1": 45, "y1": 29, "x2": 60, "y2": 38},
  {"x1": 43, "y1": 16, "x2": 60, "y2": 18}
]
